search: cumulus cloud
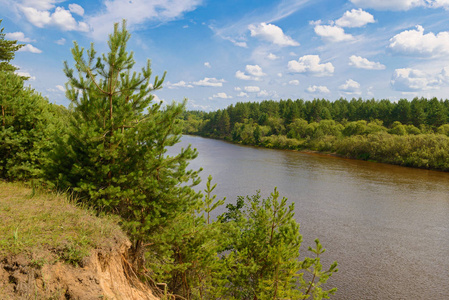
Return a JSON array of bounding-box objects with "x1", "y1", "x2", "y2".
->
[
  {"x1": 390, "y1": 68, "x2": 442, "y2": 91},
  {"x1": 349, "y1": 55, "x2": 386, "y2": 70},
  {"x1": 5, "y1": 32, "x2": 34, "y2": 42},
  {"x1": 389, "y1": 25, "x2": 449, "y2": 57},
  {"x1": 211, "y1": 92, "x2": 232, "y2": 99},
  {"x1": 68, "y1": 3, "x2": 84, "y2": 16},
  {"x1": 167, "y1": 80, "x2": 194, "y2": 89},
  {"x1": 55, "y1": 37, "x2": 66, "y2": 45},
  {"x1": 235, "y1": 65, "x2": 266, "y2": 81},
  {"x1": 335, "y1": 9, "x2": 375, "y2": 28},
  {"x1": 258, "y1": 90, "x2": 269, "y2": 97},
  {"x1": 235, "y1": 71, "x2": 252, "y2": 80},
  {"x1": 19, "y1": 0, "x2": 61, "y2": 10},
  {"x1": 339, "y1": 79, "x2": 361, "y2": 94},
  {"x1": 288, "y1": 55, "x2": 334, "y2": 76},
  {"x1": 18, "y1": 44, "x2": 42, "y2": 53},
  {"x1": 193, "y1": 77, "x2": 225, "y2": 87},
  {"x1": 86, "y1": 0, "x2": 202, "y2": 40},
  {"x1": 204, "y1": 62, "x2": 211, "y2": 68},
  {"x1": 244, "y1": 86, "x2": 261, "y2": 93},
  {"x1": 19, "y1": 5, "x2": 89, "y2": 31},
  {"x1": 306, "y1": 85, "x2": 330, "y2": 94},
  {"x1": 246, "y1": 65, "x2": 266, "y2": 77},
  {"x1": 314, "y1": 25, "x2": 354, "y2": 42},
  {"x1": 267, "y1": 53, "x2": 279, "y2": 60},
  {"x1": 249, "y1": 22, "x2": 299, "y2": 46},
  {"x1": 56, "y1": 85, "x2": 65, "y2": 92},
  {"x1": 237, "y1": 92, "x2": 249, "y2": 97},
  {"x1": 350, "y1": 0, "x2": 449, "y2": 10},
  {"x1": 289, "y1": 80, "x2": 300, "y2": 85}
]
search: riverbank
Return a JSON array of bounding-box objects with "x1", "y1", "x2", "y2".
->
[
  {"x1": 186, "y1": 132, "x2": 449, "y2": 172},
  {"x1": 0, "y1": 181, "x2": 157, "y2": 299}
]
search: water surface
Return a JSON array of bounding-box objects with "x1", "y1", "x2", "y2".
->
[{"x1": 172, "y1": 135, "x2": 449, "y2": 299}]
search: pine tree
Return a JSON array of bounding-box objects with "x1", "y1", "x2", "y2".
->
[
  {"x1": 48, "y1": 20, "x2": 202, "y2": 266},
  {"x1": 0, "y1": 20, "x2": 22, "y2": 72}
]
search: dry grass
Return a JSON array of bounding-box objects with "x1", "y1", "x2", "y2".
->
[{"x1": 0, "y1": 181, "x2": 128, "y2": 265}]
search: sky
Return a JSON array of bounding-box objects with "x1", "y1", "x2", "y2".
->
[{"x1": 2, "y1": 0, "x2": 449, "y2": 111}]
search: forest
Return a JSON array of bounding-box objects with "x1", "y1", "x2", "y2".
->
[
  {"x1": 182, "y1": 97, "x2": 449, "y2": 171},
  {"x1": 0, "y1": 20, "x2": 338, "y2": 299}
]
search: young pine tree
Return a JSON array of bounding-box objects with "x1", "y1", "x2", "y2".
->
[{"x1": 48, "y1": 20, "x2": 202, "y2": 267}]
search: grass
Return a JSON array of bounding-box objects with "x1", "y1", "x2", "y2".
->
[{"x1": 0, "y1": 181, "x2": 128, "y2": 265}]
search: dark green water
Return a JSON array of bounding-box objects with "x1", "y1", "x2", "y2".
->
[{"x1": 172, "y1": 135, "x2": 449, "y2": 299}]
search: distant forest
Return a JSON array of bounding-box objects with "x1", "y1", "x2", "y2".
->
[{"x1": 182, "y1": 97, "x2": 449, "y2": 171}]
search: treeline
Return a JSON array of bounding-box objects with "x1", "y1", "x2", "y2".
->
[
  {"x1": 1, "y1": 20, "x2": 337, "y2": 299},
  {"x1": 183, "y1": 98, "x2": 449, "y2": 171}
]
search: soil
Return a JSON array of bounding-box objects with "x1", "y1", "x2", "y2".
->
[{"x1": 0, "y1": 237, "x2": 159, "y2": 300}]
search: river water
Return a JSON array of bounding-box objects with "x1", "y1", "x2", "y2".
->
[{"x1": 171, "y1": 135, "x2": 449, "y2": 299}]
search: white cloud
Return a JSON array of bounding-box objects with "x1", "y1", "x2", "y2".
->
[
  {"x1": 167, "y1": 80, "x2": 194, "y2": 89},
  {"x1": 267, "y1": 53, "x2": 279, "y2": 60},
  {"x1": 19, "y1": 5, "x2": 89, "y2": 31},
  {"x1": 235, "y1": 65, "x2": 266, "y2": 81},
  {"x1": 237, "y1": 92, "x2": 249, "y2": 97},
  {"x1": 430, "y1": 0, "x2": 449, "y2": 9},
  {"x1": 349, "y1": 0, "x2": 449, "y2": 10},
  {"x1": 19, "y1": 0, "x2": 60, "y2": 10},
  {"x1": 68, "y1": 3, "x2": 84, "y2": 16},
  {"x1": 233, "y1": 41, "x2": 248, "y2": 48},
  {"x1": 55, "y1": 37, "x2": 66, "y2": 45},
  {"x1": 212, "y1": 92, "x2": 232, "y2": 99},
  {"x1": 56, "y1": 85, "x2": 65, "y2": 92},
  {"x1": 339, "y1": 79, "x2": 361, "y2": 94},
  {"x1": 277, "y1": 72, "x2": 283, "y2": 77},
  {"x1": 389, "y1": 25, "x2": 449, "y2": 57},
  {"x1": 18, "y1": 44, "x2": 42, "y2": 53},
  {"x1": 335, "y1": 9, "x2": 375, "y2": 28},
  {"x1": 193, "y1": 77, "x2": 225, "y2": 87},
  {"x1": 306, "y1": 85, "x2": 330, "y2": 93},
  {"x1": 289, "y1": 80, "x2": 300, "y2": 85},
  {"x1": 246, "y1": 65, "x2": 266, "y2": 77},
  {"x1": 258, "y1": 90, "x2": 269, "y2": 97},
  {"x1": 204, "y1": 62, "x2": 211, "y2": 68},
  {"x1": 234, "y1": 87, "x2": 242, "y2": 91},
  {"x1": 86, "y1": 0, "x2": 202, "y2": 40},
  {"x1": 390, "y1": 68, "x2": 441, "y2": 91},
  {"x1": 349, "y1": 55, "x2": 386, "y2": 70},
  {"x1": 249, "y1": 22, "x2": 299, "y2": 46},
  {"x1": 235, "y1": 70, "x2": 252, "y2": 80},
  {"x1": 14, "y1": 70, "x2": 36, "y2": 80},
  {"x1": 244, "y1": 86, "x2": 261, "y2": 93},
  {"x1": 314, "y1": 25, "x2": 354, "y2": 42},
  {"x1": 5, "y1": 32, "x2": 34, "y2": 42},
  {"x1": 288, "y1": 55, "x2": 334, "y2": 76}
]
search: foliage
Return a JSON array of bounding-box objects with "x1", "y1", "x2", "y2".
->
[
  {"x1": 183, "y1": 97, "x2": 449, "y2": 171},
  {"x1": 47, "y1": 20, "x2": 201, "y2": 267},
  {"x1": 0, "y1": 20, "x2": 60, "y2": 181},
  {"x1": 0, "y1": 19, "x2": 23, "y2": 72},
  {"x1": 217, "y1": 188, "x2": 338, "y2": 299},
  {"x1": 145, "y1": 176, "x2": 227, "y2": 299}
]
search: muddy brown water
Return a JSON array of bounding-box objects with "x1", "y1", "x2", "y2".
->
[{"x1": 170, "y1": 135, "x2": 449, "y2": 299}]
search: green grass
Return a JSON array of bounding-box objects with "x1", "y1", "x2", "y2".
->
[{"x1": 0, "y1": 181, "x2": 128, "y2": 265}]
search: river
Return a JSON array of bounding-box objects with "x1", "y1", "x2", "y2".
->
[{"x1": 171, "y1": 135, "x2": 449, "y2": 299}]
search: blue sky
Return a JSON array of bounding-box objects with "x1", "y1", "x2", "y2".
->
[{"x1": 2, "y1": 0, "x2": 449, "y2": 111}]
